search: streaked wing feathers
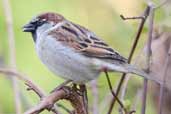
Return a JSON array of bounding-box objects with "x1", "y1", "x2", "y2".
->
[{"x1": 48, "y1": 21, "x2": 127, "y2": 63}]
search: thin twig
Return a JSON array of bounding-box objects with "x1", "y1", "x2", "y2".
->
[
  {"x1": 157, "y1": 34, "x2": 171, "y2": 114},
  {"x1": 104, "y1": 71, "x2": 127, "y2": 113},
  {"x1": 107, "y1": 6, "x2": 150, "y2": 114},
  {"x1": 2, "y1": 0, "x2": 21, "y2": 113},
  {"x1": 120, "y1": 15, "x2": 145, "y2": 20},
  {"x1": 141, "y1": 4, "x2": 155, "y2": 114}
]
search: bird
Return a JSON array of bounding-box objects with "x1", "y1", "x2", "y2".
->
[{"x1": 22, "y1": 12, "x2": 160, "y2": 84}]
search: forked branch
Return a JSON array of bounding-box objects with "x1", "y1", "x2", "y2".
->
[
  {"x1": 0, "y1": 68, "x2": 87, "y2": 114},
  {"x1": 25, "y1": 86, "x2": 86, "y2": 114}
]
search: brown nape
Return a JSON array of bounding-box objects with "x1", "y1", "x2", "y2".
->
[{"x1": 37, "y1": 12, "x2": 65, "y2": 24}]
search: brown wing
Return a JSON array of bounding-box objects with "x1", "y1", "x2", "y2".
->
[{"x1": 48, "y1": 21, "x2": 127, "y2": 63}]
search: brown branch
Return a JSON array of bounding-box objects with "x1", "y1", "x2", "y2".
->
[
  {"x1": 0, "y1": 68, "x2": 86, "y2": 114},
  {"x1": 24, "y1": 86, "x2": 86, "y2": 114},
  {"x1": 2, "y1": 0, "x2": 22, "y2": 113},
  {"x1": 107, "y1": 6, "x2": 150, "y2": 114}
]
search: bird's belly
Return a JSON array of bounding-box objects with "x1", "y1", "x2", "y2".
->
[{"x1": 36, "y1": 37, "x2": 100, "y2": 83}]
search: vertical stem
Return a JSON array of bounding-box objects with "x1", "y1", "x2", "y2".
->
[
  {"x1": 141, "y1": 79, "x2": 148, "y2": 114},
  {"x1": 2, "y1": 0, "x2": 22, "y2": 114},
  {"x1": 141, "y1": 4, "x2": 154, "y2": 114}
]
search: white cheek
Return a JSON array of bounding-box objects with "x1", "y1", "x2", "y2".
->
[{"x1": 36, "y1": 23, "x2": 53, "y2": 38}]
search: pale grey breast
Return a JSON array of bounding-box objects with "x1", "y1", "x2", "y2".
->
[{"x1": 35, "y1": 33, "x2": 100, "y2": 83}]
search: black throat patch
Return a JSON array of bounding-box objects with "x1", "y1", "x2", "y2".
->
[{"x1": 31, "y1": 31, "x2": 37, "y2": 42}]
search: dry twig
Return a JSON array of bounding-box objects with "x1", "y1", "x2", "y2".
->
[
  {"x1": 25, "y1": 86, "x2": 86, "y2": 114},
  {"x1": 0, "y1": 68, "x2": 89, "y2": 114},
  {"x1": 105, "y1": 71, "x2": 127, "y2": 113}
]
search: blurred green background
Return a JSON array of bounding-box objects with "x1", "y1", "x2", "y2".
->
[{"x1": 0, "y1": 0, "x2": 170, "y2": 114}]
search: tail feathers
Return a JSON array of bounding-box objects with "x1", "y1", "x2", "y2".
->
[
  {"x1": 125, "y1": 64, "x2": 162, "y2": 84},
  {"x1": 108, "y1": 62, "x2": 162, "y2": 85},
  {"x1": 94, "y1": 59, "x2": 164, "y2": 85}
]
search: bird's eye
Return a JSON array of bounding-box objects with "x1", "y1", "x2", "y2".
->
[{"x1": 36, "y1": 20, "x2": 46, "y2": 26}]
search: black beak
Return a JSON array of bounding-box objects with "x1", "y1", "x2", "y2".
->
[{"x1": 22, "y1": 23, "x2": 36, "y2": 32}]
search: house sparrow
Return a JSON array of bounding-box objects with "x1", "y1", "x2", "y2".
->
[{"x1": 22, "y1": 12, "x2": 160, "y2": 84}]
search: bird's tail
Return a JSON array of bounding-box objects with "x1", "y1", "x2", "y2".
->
[
  {"x1": 93, "y1": 59, "x2": 163, "y2": 85},
  {"x1": 123, "y1": 64, "x2": 162, "y2": 84},
  {"x1": 107, "y1": 62, "x2": 162, "y2": 85}
]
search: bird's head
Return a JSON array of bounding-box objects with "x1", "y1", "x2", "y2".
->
[{"x1": 23, "y1": 12, "x2": 64, "y2": 42}]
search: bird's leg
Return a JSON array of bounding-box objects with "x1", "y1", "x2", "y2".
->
[
  {"x1": 72, "y1": 83, "x2": 77, "y2": 90},
  {"x1": 71, "y1": 83, "x2": 83, "y2": 96},
  {"x1": 79, "y1": 84, "x2": 88, "y2": 114},
  {"x1": 50, "y1": 80, "x2": 72, "y2": 93},
  {"x1": 71, "y1": 83, "x2": 88, "y2": 114}
]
